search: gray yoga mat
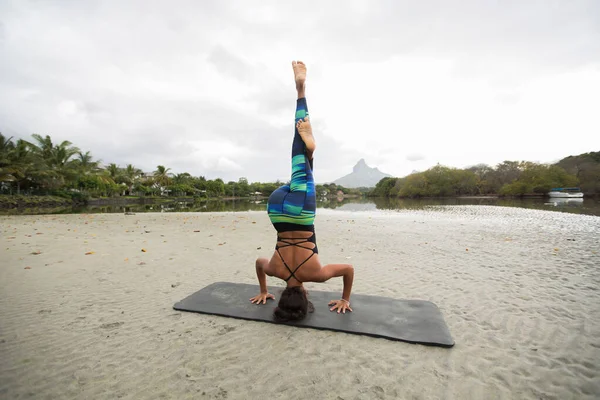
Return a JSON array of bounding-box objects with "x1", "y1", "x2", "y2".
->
[{"x1": 174, "y1": 282, "x2": 454, "y2": 347}]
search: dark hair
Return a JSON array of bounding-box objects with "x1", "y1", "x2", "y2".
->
[{"x1": 273, "y1": 286, "x2": 314, "y2": 322}]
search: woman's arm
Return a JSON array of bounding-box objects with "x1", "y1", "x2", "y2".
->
[
  {"x1": 256, "y1": 258, "x2": 269, "y2": 293},
  {"x1": 250, "y1": 258, "x2": 276, "y2": 305},
  {"x1": 315, "y1": 263, "x2": 354, "y2": 301}
]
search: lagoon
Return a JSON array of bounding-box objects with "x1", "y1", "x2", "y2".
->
[{"x1": 2, "y1": 196, "x2": 599, "y2": 217}]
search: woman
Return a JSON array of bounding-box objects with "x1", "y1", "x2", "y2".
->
[{"x1": 250, "y1": 61, "x2": 354, "y2": 322}]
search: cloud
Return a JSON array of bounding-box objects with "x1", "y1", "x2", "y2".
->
[
  {"x1": 0, "y1": 0, "x2": 599, "y2": 183},
  {"x1": 406, "y1": 153, "x2": 425, "y2": 162},
  {"x1": 208, "y1": 46, "x2": 257, "y2": 85}
]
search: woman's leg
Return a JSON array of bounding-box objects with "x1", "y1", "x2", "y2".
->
[
  {"x1": 267, "y1": 61, "x2": 316, "y2": 224},
  {"x1": 286, "y1": 97, "x2": 316, "y2": 214},
  {"x1": 285, "y1": 61, "x2": 315, "y2": 217}
]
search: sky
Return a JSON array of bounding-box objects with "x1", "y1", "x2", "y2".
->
[{"x1": 1, "y1": 0, "x2": 599, "y2": 184}]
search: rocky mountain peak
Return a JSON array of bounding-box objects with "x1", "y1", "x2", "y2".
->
[
  {"x1": 353, "y1": 158, "x2": 368, "y2": 173},
  {"x1": 333, "y1": 159, "x2": 392, "y2": 188}
]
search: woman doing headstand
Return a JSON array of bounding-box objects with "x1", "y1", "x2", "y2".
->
[{"x1": 250, "y1": 61, "x2": 354, "y2": 322}]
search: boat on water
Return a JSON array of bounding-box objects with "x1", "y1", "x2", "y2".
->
[{"x1": 548, "y1": 187, "x2": 584, "y2": 198}]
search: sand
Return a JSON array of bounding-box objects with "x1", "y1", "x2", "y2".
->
[{"x1": 1, "y1": 206, "x2": 599, "y2": 400}]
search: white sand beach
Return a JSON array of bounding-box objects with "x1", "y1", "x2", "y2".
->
[{"x1": 1, "y1": 206, "x2": 599, "y2": 399}]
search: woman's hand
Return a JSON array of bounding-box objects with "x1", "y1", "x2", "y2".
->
[
  {"x1": 328, "y1": 299, "x2": 352, "y2": 314},
  {"x1": 250, "y1": 292, "x2": 275, "y2": 305}
]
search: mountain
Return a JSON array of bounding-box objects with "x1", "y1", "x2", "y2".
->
[{"x1": 332, "y1": 159, "x2": 392, "y2": 188}]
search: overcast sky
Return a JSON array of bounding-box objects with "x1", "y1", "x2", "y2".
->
[{"x1": 1, "y1": 0, "x2": 599, "y2": 183}]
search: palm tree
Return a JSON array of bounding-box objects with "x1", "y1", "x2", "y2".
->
[
  {"x1": 173, "y1": 172, "x2": 191, "y2": 185},
  {"x1": 75, "y1": 151, "x2": 101, "y2": 175},
  {"x1": 105, "y1": 163, "x2": 121, "y2": 181},
  {"x1": 0, "y1": 133, "x2": 16, "y2": 184},
  {"x1": 0, "y1": 134, "x2": 48, "y2": 194},
  {"x1": 25, "y1": 134, "x2": 80, "y2": 190},
  {"x1": 51, "y1": 142, "x2": 80, "y2": 187},
  {"x1": 123, "y1": 164, "x2": 142, "y2": 194},
  {"x1": 153, "y1": 165, "x2": 172, "y2": 187},
  {"x1": 100, "y1": 163, "x2": 126, "y2": 194},
  {"x1": 28, "y1": 134, "x2": 54, "y2": 161},
  {"x1": 70, "y1": 151, "x2": 117, "y2": 195},
  {"x1": 11, "y1": 139, "x2": 44, "y2": 194}
]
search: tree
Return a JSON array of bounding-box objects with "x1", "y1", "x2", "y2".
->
[
  {"x1": 557, "y1": 152, "x2": 600, "y2": 178},
  {"x1": 154, "y1": 165, "x2": 172, "y2": 187},
  {"x1": 24, "y1": 134, "x2": 80, "y2": 190},
  {"x1": 370, "y1": 177, "x2": 398, "y2": 197},
  {"x1": 423, "y1": 165, "x2": 455, "y2": 196},
  {"x1": 236, "y1": 177, "x2": 250, "y2": 197},
  {"x1": 453, "y1": 169, "x2": 479, "y2": 196},
  {"x1": 206, "y1": 179, "x2": 225, "y2": 197},
  {"x1": 11, "y1": 139, "x2": 43, "y2": 194},
  {"x1": 389, "y1": 177, "x2": 405, "y2": 197},
  {"x1": 399, "y1": 173, "x2": 428, "y2": 197},
  {"x1": 466, "y1": 163, "x2": 495, "y2": 194},
  {"x1": 106, "y1": 163, "x2": 121, "y2": 180},
  {"x1": 74, "y1": 151, "x2": 101, "y2": 175},
  {"x1": 0, "y1": 133, "x2": 16, "y2": 183},
  {"x1": 557, "y1": 151, "x2": 600, "y2": 194},
  {"x1": 122, "y1": 164, "x2": 143, "y2": 194},
  {"x1": 499, "y1": 163, "x2": 578, "y2": 196},
  {"x1": 173, "y1": 173, "x2": 192, "y2": 185}
]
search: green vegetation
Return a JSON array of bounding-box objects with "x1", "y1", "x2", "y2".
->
[
  {"x1": 0, "y1": 132, "x2": 358, "y2": 208},
  {"x1": 555, "y1": 152, "x2": 600, "y2": 195},
  {"x1": 0, "y1": 194, "x2": 74, "y2": 208},
  {"x1": 370, "y1": 154, "x2": 599, "y2": 198},
  {"x1": 3, "y1": 132, "x2": 595, "y2": 207}
]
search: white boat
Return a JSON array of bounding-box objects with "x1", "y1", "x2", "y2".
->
[{"x1": 548, "y1": 187, "x2": 584, "y2": 198}]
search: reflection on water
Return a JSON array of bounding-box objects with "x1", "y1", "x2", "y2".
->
[
  {"x1": 543, "y1": 198, "x2": 584, "y2": 206},
  {"x1": 2, "y1": 196, "x2": 599, "y2": 217},
  {"x1": 367, "y1": 196, "x2": 599, "y2": 216}
]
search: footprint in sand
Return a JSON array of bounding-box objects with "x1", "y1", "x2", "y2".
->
[
  {"x1": 99, "y1": 322, "x2": 124, "y2": 329},
  {"x1": 217, "y1": 325, "x2": 236, "y2": 335}
]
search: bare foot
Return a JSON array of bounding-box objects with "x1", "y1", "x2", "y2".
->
[
  {"x1": 296, "y1": 117, "x2": 316, "y2": 155},
  {"x1": 292, "y1": 61, "x2": 306, "y2": 90}
]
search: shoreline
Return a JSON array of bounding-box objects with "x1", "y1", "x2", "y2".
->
[{"x1": 3, "y1": 192, "x2": 597, "y2": 210}]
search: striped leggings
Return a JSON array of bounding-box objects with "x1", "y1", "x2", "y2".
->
[{"x1": 267, "y1": 97, "x2": 316, "y2": 227}]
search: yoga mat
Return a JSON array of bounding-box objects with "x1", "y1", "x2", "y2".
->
[{"x1": 174, "y1": 282, "x2": 454, "y2": 347}]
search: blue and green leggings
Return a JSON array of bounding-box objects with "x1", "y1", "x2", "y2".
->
[{"x1": 267, "y1": 97, "x2": 316, "y2": 229}]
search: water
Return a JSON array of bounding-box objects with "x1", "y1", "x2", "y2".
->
[
  {"x1": 2, "y1": 196, "x2": 599, "y2": 217},
  {"x1": 329, "y1": 197, "x2": 600, "y2": 217}
]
